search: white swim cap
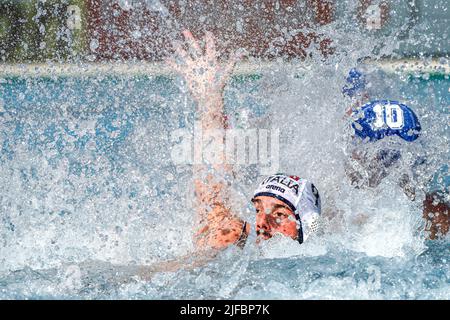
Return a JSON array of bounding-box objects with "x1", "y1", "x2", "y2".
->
[{"x1": 253, "y1": 174, "x2": 321, "y2": 244}]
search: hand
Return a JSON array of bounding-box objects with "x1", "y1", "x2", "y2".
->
[{"x1": 166, "y1": 30, "x2": 240, "y2": 106}]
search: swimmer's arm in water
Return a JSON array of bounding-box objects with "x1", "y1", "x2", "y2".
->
[
  {"x1": 74, "y1": 253, "x2": 219, "y2": 283},
  {"x1": 135, "y1": 251, "x2": 219, "y2": 281},
  {"x1": 167, "y1": 30, "x2": 249, "y2": 250}
]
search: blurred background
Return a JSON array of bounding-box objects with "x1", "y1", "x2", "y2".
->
[{"x1": 0, "y1": 0, "x2": 448, "y2": 63}]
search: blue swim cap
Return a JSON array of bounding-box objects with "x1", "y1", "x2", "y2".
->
[
  {"x1": 352, "y1": 100, "x2": 421, "y2": 142},
  {"x1": 342, "y1": 68, "x2": 367, "y2": 97}
]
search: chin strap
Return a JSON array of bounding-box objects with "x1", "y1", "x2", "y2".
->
[
  {"x1": 295, "y1": 213, "x2": 303, "y2": 244},
  {"x1": 235, "y1": 221, "x2": 248, "y2": 248}
]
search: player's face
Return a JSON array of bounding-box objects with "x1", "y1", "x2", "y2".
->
[{"x1": 252, "y1": 196, "x2": 298, "y2": 242}]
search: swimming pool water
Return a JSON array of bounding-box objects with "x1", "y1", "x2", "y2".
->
[{"x1": 0, "y1": 71, "x2": 448, "y2": 299}]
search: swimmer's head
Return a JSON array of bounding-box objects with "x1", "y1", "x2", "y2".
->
[{"x1": 252, "y1": 174, "x2": 320, "y2": 244}]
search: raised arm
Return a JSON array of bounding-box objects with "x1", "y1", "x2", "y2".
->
[{"x1": 167, "y1": 30, "x2": 249, "y2": 251}]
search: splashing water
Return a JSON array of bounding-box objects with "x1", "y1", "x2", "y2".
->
[{"x1": 0, "y1": 1, "x2": 449, "y2": 299}]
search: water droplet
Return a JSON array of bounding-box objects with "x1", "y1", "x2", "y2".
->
[
  {"x1": 131, "y1": 29, "x2": 142, "y2": 39},
  {"x1": 118, "y1": 0, "x2": 133, "y2": 11},
  {"x1": 90, "y1": 39, "x2": 99, "y2": 52}
]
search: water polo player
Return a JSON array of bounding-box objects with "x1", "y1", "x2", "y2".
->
[
  {"x1": 342, "y1": 68, "x2": 422, "y2": 200},
  {"x1": 342, "y1": 68, "x2": 449, "y2": 238},
  {"x1": 167, "y1": 30, "x2": 321, "y2": 250}
]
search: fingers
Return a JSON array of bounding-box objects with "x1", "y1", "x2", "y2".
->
[
  {"x1": 182, "y1": 30, "x2": 202, "y2": 59},
  {"x1": 222, "y1": 60, "x2": 236, "y2": 79},
  {"x1": 172, "y1": 41, "x2": 191, "y2": 63},
  {"x1": 205, "y1": 31, "x2": 218, "y2": 62},
  {"x1": 219, "y1": 50, "x2": 243, "y2": 85},
  {"x1": 165, "y1": 41, "x2": 191, "y2": 77}
]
